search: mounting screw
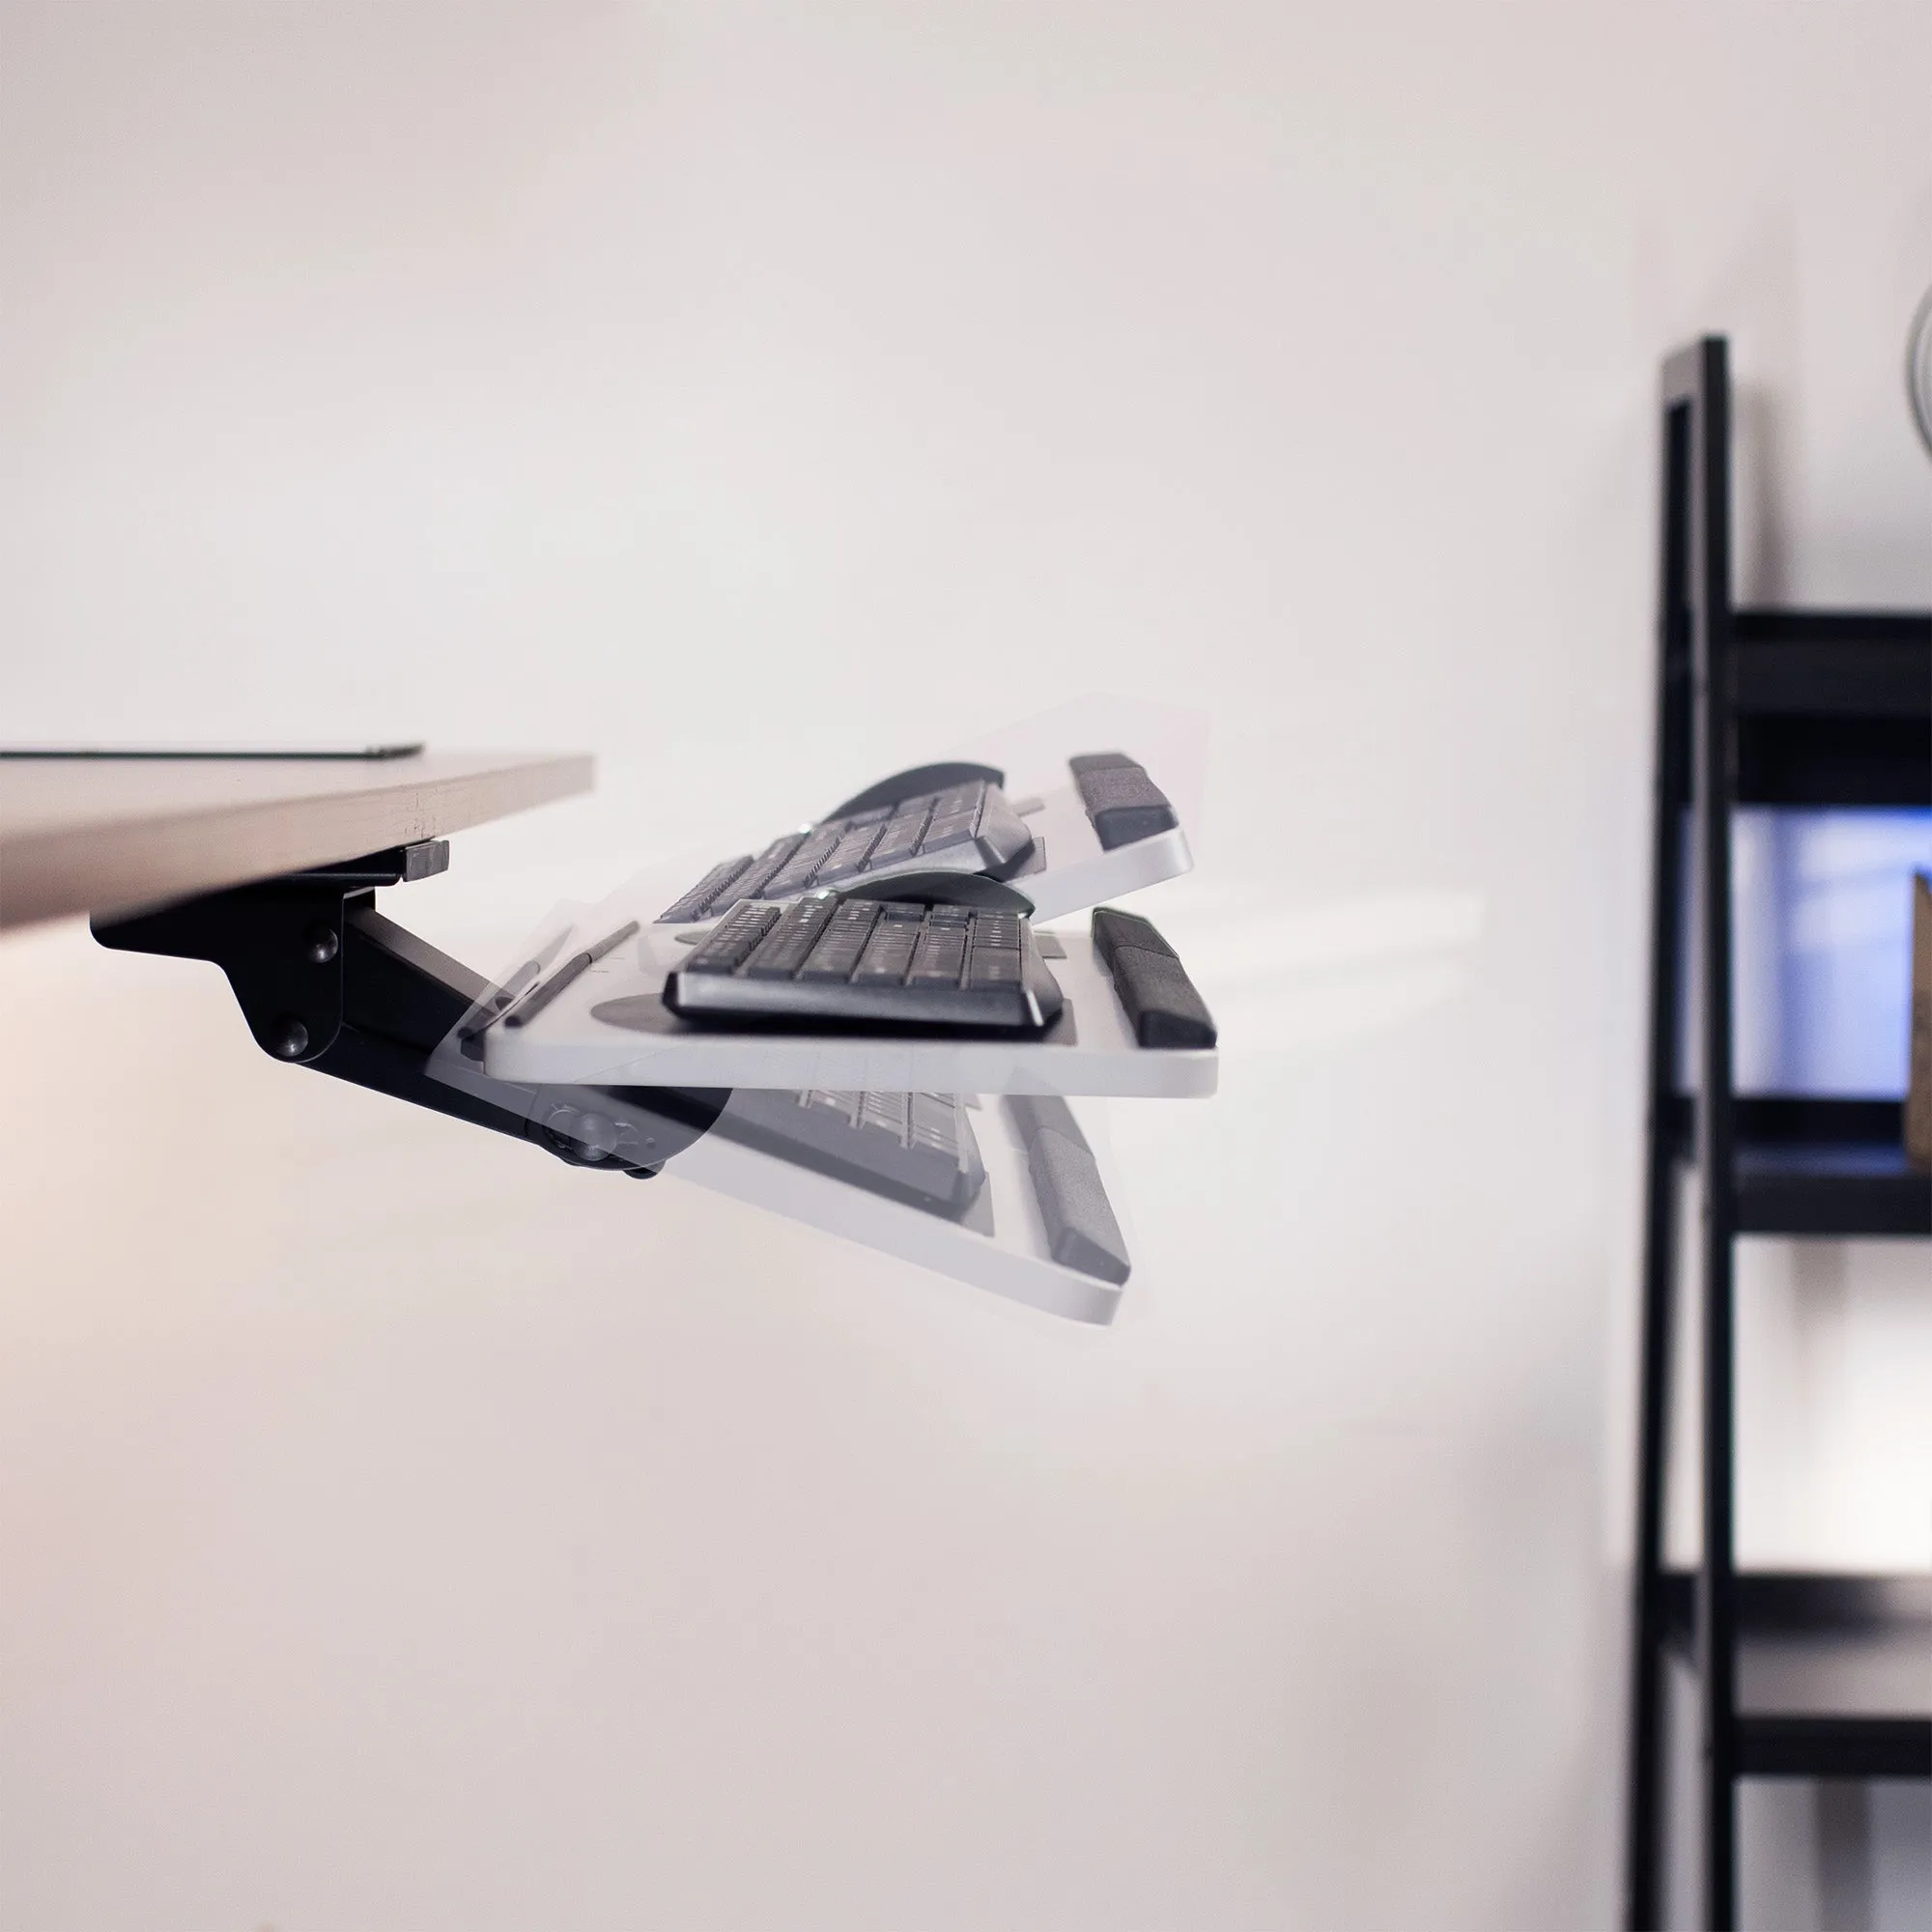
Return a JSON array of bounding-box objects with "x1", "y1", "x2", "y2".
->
[
  {"x1": 303, "y1": 923, "x2": 339, "y2": 965},
  {"x1": 270, "y1": 1016, "x2": 310, "y2": 1060}
]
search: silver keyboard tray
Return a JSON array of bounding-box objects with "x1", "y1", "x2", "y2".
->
[{"x1": 465, "y1": 926, "x2": 1216, "y2": 1098}]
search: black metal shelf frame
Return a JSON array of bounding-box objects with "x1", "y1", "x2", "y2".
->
[
  {"x1": 1659, "y1": 1572, "x2": 1932, "y2": 1781},
  {"x1": 1623, "y1": 338, "x2": 1932, "y2": 1932}
]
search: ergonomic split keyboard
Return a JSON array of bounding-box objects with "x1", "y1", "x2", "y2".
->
[
  {"x1": 662, "y1": 891, "x2": 1064, "y2": 1033},
  {"x1": 654, "y1": 752, "x2": 1181, "y2": 925},
  {"x1": 712, "y1": 1089, "x2": 987, "y2": 1218},
  {"x1": 657, "y1": 773, "x2": 1033, "y2": 923}
]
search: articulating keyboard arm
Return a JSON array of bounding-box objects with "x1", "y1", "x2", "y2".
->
[{"x1": 92, "y1": 841, "x2": 725, "y2": 1177}]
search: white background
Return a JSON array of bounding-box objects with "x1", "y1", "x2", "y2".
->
[{"x1": 3, "y1": 4, "x2": 1929, "y2": 1926}]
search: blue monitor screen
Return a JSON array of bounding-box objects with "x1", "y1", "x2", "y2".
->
[{"x1": 1678, "y1": 807, "x2": 1932, "y2": 1097}]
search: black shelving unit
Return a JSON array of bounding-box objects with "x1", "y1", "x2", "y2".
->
[{"x1": 1625, "y1": 337, "x2": 1932, "y2": 1930}]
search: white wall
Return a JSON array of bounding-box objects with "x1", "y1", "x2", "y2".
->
[{"x1": 3, "y1": 5, "x2": 1929, "y2": 1926}]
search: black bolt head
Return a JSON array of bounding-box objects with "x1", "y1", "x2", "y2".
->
[
  {"x1": 303, "y1": 923, "x2": 340, "y2": 966},
  {"x1": 270, "y1": 1016, "x2": 310, "y2": 1060}
]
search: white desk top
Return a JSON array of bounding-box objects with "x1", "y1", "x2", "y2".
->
[{"x1": 0, "y1": 750, "x2": 592, "y2": 929}]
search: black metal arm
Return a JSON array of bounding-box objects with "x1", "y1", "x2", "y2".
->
[{"x1": 92, "y1": 841, "x2": 725, "y2": 1176}]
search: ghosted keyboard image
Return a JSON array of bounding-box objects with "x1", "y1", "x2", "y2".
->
[
  {"x1": 662, "y1": 893, "x2": 1065, "y2": 1034},
  {"x1": 712, "y1": 1089, "x2": 987, "y2": 1219},
  {"x1": 658, "y1": 777, "x2": 1033, "y2": 923},
  {"x1": 654, "y1": 752, "x2": 1180, "y2": 924},
  {"x1": 712, "y1": 1089, "x2": 1131, "y2": 1284}
]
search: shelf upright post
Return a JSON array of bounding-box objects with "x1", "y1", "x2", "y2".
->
[
  {"x1": 1625, "y1": 381, "x2": 1696, "y2": 1932},
  {"x1": 1672, "y1": 335, "x2": 1743, "y2": 1930}
]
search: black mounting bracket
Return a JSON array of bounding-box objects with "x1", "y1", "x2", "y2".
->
[{"x1": 93, "y1": 841, "x2": 726, "y2": 1178}]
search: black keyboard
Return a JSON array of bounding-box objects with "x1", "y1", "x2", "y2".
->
[
  {"x1": 658, "y1": 778, "x2": 1034, "y2": 923},
  {"x1": 661, "y1": 893, "x2": 1064, "y2": 1033},
  {"x1": 712, "y1": 1089, "x2": 987, "y2": 1219}
]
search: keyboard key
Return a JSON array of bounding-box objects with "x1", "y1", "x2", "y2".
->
[
  {"x1": 656, "y1": 838, "x2": 802, "y2": 924},
  {"x1": 744, "y1": 897, "x2": 838, "y2": 978},
  {"x1": 796, "y1": 940, "x2": 875, "y2": 982},
  {"x1": 866, "y1": 804, "x2": 930, "y2": 868},
  {"x1": 853, "y1": 919, "x2": 920, "y2": 982},
  {"x1": 860, "y1": 1092, "x2": 910, "y2": 1140},
  {"x1": 813, "y1": 821, "x2": 883, "y2": 885},
  {"x1": 658, "y1": 856, "x2": 752, "y2": 923},
  {"x1": 966, "y1": 948, "x2": 1020, "y2": 986},
  {"x1": 684, "y1": 903, "x2": 781, "y2": 973},
  {"x1": 765, "y1": 827, "x2": 842, "y2": 896},
  {"x1": 732, "y1": 835, "x2": 807, "y2": 901},
  {"x1": 807, "y1": 1090, "x2": 862, "y2": 1124},
  {"x1": 797, "y1": 902, "x2": 881, "y2": 979},
  {"x1": 713, "y1": 1087, "x2": 987, "y2": 1218},
  {"x1": 930, "y1": 783, "x2": 983, "y2": 821},
  {"x1": 908, "y1": 1094, "x2": 956, "y2": 1149},
  {"x1": 907, "y1": 927, "x2": 967, "y2": 985},
  {"x1": 919, "y1": 812, "x2": 978, "y2": 853}
]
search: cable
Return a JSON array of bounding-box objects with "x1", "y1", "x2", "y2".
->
[{"x1": 1910, "y1": 284, "x2": 1932, "y2": 461}]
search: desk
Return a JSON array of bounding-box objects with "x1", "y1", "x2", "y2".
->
[{"x1": 0, "y1": 750, "x2": 592, "y2": 929}]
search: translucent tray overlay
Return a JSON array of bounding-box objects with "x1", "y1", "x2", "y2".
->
[
  {"x1": 936, "y1": 695, "x2": 1206, "y2": 921},
  {"x1": 419, "y1": 702, "x2": 1212, "y2": 1316},
  {"x1": 597, "y1": 696, "x2": 1203, "y2": 938},
  {"x1": 669, "y1": 1093, "x2": 1138, "y2": 1325},
  {"x1": 430, "y1": 700, "x2": 1216, "y2": 1097}
]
